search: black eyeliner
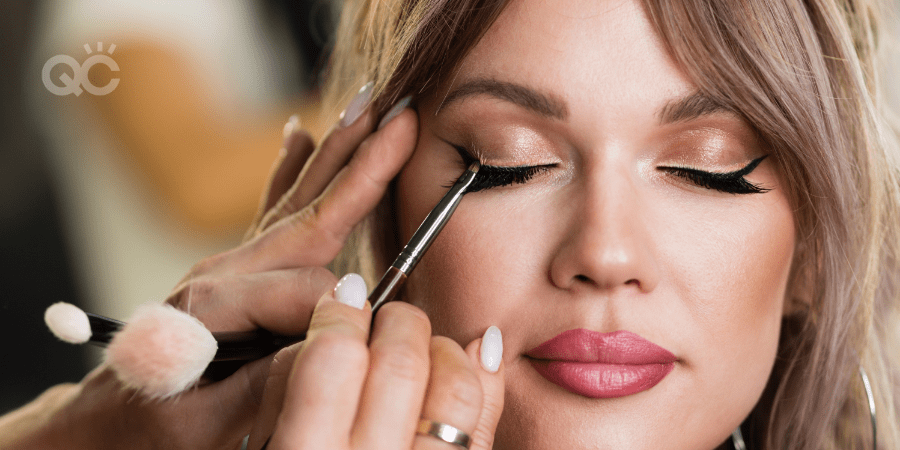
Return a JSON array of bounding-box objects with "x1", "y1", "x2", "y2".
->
[
  {"x1": 657, "y1": 155, "x2": 770, "y2": 194},
  {"x1": 443, "y1": 140, "x2": 556, "y2": 192}
]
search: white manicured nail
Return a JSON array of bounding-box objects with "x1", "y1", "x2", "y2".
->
[
  {"x1": 480, "y1": 326, "x2": 503, "y2": 373},
  {"x1": 283, "y1": 114, "x2": 300, "y2": 139},
  {"x1": 334, "y1": 273, "x2": 367, "y2": 309},
  {"x1": 377, "y1": 95, "x2": 412, "y2": 130},
  {"x1": 339, "y1": 82, "x2": 374, "y2": 127}
]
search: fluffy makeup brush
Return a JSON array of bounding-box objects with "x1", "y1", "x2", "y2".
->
[
  {"x1": 46, "y1": 301, "x2": 299, "y2": 398},
  {"x1": 105, "y1": 303, "x2": 217, "y2": 398}
]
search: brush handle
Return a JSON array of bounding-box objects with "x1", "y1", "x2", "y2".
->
[
  {"x1": 369, "y1": 267, "x2": 408, "y2": 316},
  {"x1": 202, "y1": 331, "x2": 305, "y2": 381},
  {"x1": 204, "y1": 331, "x2": 310, "y2": 380},
  {"x1": 212, "y1": 331, "x2": 304, "y2": 361},
  {"x1": 86, "y1": 313, "x2": 125, "y2": 346}
]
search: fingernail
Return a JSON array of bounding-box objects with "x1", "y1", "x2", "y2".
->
[
  {"x1": 283, "y1": 114, "x2": 300, "y2": 140},
  {"x1": 480, "y1": 326, "x2": 503, "y2": 373},
  {"x1": 377, "y1": 95, "x2": 412, "y2": 130},
  {"x1": 339, "y1": 82, "x2": 374, "y2": 128},
  {"x1": 334, "y1": 273, "x2": 367, "y2": 309}
]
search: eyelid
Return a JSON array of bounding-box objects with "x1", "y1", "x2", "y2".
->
[
  {"x1": 656, "y1": 155, "x2": 770, "y2": 194},
  {"x1": 441, "y1": 137, "x2": 555, "y2": 169},
  {"x1": 657, "y1": 155, "x2": 766, "y2": 176},
  {"x1": 441, "y1": 138, "x2": 557, "y2": 191},
  {"x1": 441, "y1": 139, "x2": 559, "y2": 170}
]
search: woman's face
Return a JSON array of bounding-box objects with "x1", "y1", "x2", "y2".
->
[{"x1": 396, "y1": 0, "x2": 795, "y2": 448}]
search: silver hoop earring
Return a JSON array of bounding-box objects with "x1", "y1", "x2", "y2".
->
[
  {"x1": 731, "y1": 426, "x2": 746, "y2": 450},
  {"x1": 859, "y1": 366, "x2": 877, "y2": 450},
  {"x1": 729, "y1": 367, "x2": 877, "y2": 450}
]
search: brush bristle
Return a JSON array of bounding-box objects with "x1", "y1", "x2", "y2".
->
[
  {"x1": 105, "y1": 303, "x2": 217, "y2": 399},
  {"x1": 45, "y1": 302, "x2": 91, "y2": 344}
]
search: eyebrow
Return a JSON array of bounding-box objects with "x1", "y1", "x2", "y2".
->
[
  {"x1": 437, "y1": 79, "x2": 732, "y2": 125},
  {"x1": 656, "y1": 91, "x2": 734, "y2": 125},
  {"x1": 438, "y1": 78, "x2": 569, "y2": 120}
]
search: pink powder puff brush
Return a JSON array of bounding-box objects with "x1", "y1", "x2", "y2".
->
[{"x1": 45, "y1": 301, "x2": 301, "y2": 398}]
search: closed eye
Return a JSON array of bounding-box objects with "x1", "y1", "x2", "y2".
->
[
  {"x1": 657, "y1": 155, "x2": 770, "y2": 194},
  {"x1": 444, "y1": 141, "x2": 556, "y2": 192}
]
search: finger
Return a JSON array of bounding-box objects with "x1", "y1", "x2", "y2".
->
[
  {"x1": 252, "y1": 116, "x2": 316, "y2": 237},
  {"x1": 167, "y1": 266, "x2": 337, "y2": 335},
  {"x1": 267, "y1": 119, "x2": 316, "y2": 214},
  {"x1": 262, "y1": 130, "x2": 316, "y2": 223},
  {"x1": 351, "y1": 302, "x2": 431, "y2": 450},
  {"x1": 251, "y1": 274, "x2": 367, "y2": 449},
  {"x1": 268, "y1": 279, "x2": 372, "y2": 448},
  {"x1": 258, "y1": 83, "x2": 375, "y2": 231},
  {"x1": 239, "y1": 106, "x2": 418, "y2": 272},
  {"x1": 413, "y1": 336, "x2": 483, "y2": 450},
  {"x1": 95, "y1": 351, "x2": 275, "y2": 449},
  {"x1": 246, "y1": 342, "x2": 303, "y2": 450},
  {"x1": 247, "y1": 119, "x2": 317, "y2": 239},
  {"x1": 184, "y1": 353, "x2": 274, "y2": 447},
  {"x1": 464, "y1": 327, "x2": 505, "y2": 450}
]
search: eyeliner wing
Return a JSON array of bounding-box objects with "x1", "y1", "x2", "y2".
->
[{"x1": 658, "y1": 155, "x2": 770, "y2": 194}]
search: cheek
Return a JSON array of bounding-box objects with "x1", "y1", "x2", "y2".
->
[
  {"x1": 654, "y1": 191, "x2": 795, "y2": 431},
  {"x1": 398, "y1": 175, "x2": 552, "y2": 343},
  {"x1": 662, "y1": 202, "x2": 793, "y2": 332}
]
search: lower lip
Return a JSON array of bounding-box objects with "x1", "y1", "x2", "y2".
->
[{"x1": 529, "y1": 359, "x2": 674, "y2": 398}]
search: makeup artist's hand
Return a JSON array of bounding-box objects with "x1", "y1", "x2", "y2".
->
[
  {"x1": 143, "y1": 87, "x2": 426, "y2": 447},
  {"x1": 0, "y1": 86, "x2": 425, "y2": 450},
  {"x1": 236, "y1": 91, "x2": 506, "y2": 450},
  {"x1": 246, "y1": 283, "x2": 506, "y2": 450}
]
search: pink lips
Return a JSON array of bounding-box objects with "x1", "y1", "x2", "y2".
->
[{"x1": 526, "y1": 329, "x2": 676, "y2": 399}]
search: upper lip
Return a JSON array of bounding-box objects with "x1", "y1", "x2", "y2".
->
[{"x1": 526, "y1": 329, "x2": 676, "y2": 365}]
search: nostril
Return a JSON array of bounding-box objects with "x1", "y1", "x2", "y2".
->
[
  {"x1": 625, "y1": 279, "x2": 639, "y2": 286},
  {"x1": 575, "y1": 274, "x2": 591, "y2": 283}
]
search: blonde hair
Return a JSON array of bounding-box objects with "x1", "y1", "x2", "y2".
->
[{"x1": 323, "y1": 0, "x2": 900, "y2": 448}]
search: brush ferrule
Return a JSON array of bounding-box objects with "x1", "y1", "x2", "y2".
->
[{"x1": 391, "y1": 162, "x2": 479, "y2": 274}]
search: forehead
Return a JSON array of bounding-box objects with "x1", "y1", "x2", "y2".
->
[{"x1": 438, "y1": 0, "x2": 698, "y2": 128}]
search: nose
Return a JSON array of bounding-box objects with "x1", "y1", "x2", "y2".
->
[{"x1": 549, "y1": 164, "x2": 660, "y2": 294}]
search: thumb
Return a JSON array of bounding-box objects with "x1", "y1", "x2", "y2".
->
[
  {"x1": 464, "y1": 326, "x2": 505, "y2": 450},
  {"x1": 246, "y1": 342, "x2": 305, "y2": 450},
  {"x1": 168, "y1": 354, "x2": 274, "y2": 449}
]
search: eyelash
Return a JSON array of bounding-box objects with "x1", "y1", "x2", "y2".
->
[
  {"x1": 447, "y1": 141, "x2": 770, "y2": 195},
  {"x1": 657, "y1": 155, "x2": 770, "y2": 194},
  {"x1": 450, "y1": 144, "x2": 556, "y2": 192}
]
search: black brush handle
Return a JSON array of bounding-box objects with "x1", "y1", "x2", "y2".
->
[
  {"x1": 86, "y1": 313, "x2": 124, "y2": 346},
  {"x1": 201, "y1": 331, "x2": 306, "y2": 381}
]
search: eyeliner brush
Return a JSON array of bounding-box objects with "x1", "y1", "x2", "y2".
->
[{"x1": 368, "y1": 161, "x2": 480, "y2": 314}]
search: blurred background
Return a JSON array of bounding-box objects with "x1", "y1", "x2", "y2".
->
[{"x1": 1, "y1": 0, "x2": 337, "y2": 414}]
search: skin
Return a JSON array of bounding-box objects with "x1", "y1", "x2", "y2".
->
[
  {"x1": 0, "y1": 1, "x2": 796, "y2": 448},
  {"x1": 397, "y1": 0, "x2": 796, "y2": 448}
]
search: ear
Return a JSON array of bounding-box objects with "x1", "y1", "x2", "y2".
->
[{"x1": 783, "y1": 248, "x2": 814, "y2": 317}]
